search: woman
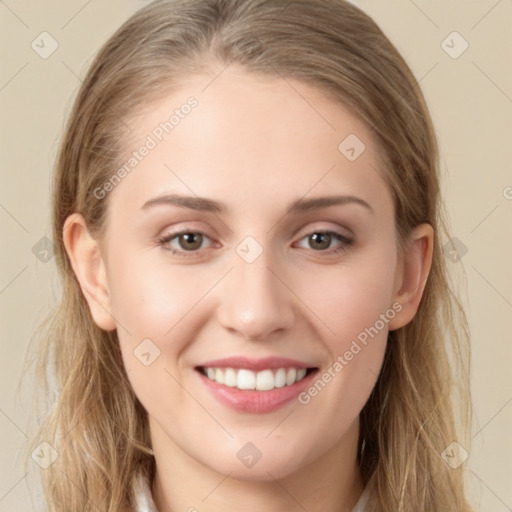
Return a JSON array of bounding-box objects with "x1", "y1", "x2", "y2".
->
[{"x1": 32, "y1": 0, "x2": 472, "y2": 510}]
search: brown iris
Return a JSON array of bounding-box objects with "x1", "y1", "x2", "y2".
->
[
  {"x1": 309, "y1": 232, "x2": 332, "y2": 250},
  {"x1": 178, "y1": 233, "x2": 203, "y2": 251}
]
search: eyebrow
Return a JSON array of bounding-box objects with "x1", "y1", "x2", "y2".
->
[
  {"x1": 140, "y1": 193, "x2": 373, "y2": 215},
  {"x1": 287, "y1": 195, "x2": 373, "y2": 214},
  {"x1": 141, "y1": 194, "x2": 223, "y2": 213}
]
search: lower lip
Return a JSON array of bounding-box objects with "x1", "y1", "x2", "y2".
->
[{"x1": 197, "y1": 369, "x2": 317, "y2": 414}]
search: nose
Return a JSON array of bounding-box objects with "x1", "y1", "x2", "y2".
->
[{"x1": 216, "y1": 253, "x2": 296, "y2": 341}]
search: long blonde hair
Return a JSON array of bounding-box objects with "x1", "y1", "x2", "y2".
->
[{"x1": 31, "y1": 0, "x2": 472, "y2": 510}]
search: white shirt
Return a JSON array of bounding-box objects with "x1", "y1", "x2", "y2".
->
[{"x1": 133, "y1": 474, "x2": 370, "y2": 512}]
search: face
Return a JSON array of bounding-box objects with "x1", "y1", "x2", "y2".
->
[{"x1": 92, "y1": 66, "x2": 406, "y2": 480}]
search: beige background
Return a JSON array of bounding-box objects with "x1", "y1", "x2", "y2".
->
[{"x1": 1, "y1": 0, "x2": 511, "y2": 510}]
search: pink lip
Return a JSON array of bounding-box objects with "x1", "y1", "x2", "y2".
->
[
  {"x1": 197, "y1": 356, "x2": 313, "y2": 371},
  {"x1": 195, "y1": 357, "x2": 318, "y2": 414}
]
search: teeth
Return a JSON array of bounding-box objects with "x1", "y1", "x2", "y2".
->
[
  {"x1": 256, "y1": 370, "x2": 274, "y2": 391},
  {"x1": 274, "y1": 368, "x2": 286, "y2": 388},
  {"x1": 237, "y1": 369, "x2": 256, "y2": 390},
  {"x1": 296, "y1": 368, "x2": 307, "y2": 381},
  {"x1": 215, "y1": 368, "x2": 224, "y2": 385},
  {"x1": 224, "y1": 368, "x2": 237, "y2": 387},
  {"x1": 285, "y1": 368, "x2": 296, "y2": 386},
  {"x1": 202, "y1": 367, "x2": 309, "y2": 391}
]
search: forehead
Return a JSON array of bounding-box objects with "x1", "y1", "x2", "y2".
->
[{"x1": 108, "y1": 66, "x2": 392, "y2": 219}]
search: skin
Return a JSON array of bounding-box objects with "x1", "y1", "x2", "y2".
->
[{"x1": 64, "y1": 65, "x2": 433, "y2": 512}]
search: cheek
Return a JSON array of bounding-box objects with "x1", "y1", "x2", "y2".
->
[
  {"x1": 107, "y1": 247, "x2": 209, "y2": 338},
  {"x1": 108, "y1": 259, "x2": 198, "y2": 416},
  {"x1": 105, "y1": 250, "x2": 185, "y2": 377},
  {"x1": 300, "y1": 248, "x2": 397, "y2": 346},
  {"x1": 294, "y1": 248, "x2": 396, "y2": 411},
  {"x1": 107, "y1": 251, "x2": 226, "y2": 379}
]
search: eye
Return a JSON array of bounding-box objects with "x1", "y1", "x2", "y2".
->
[
  {"x1": 295, "y1": 231, "x2": 352, "y2": 253},
  {"x1": 158, "y1": 231, "x2": 213, "y2": 255}
]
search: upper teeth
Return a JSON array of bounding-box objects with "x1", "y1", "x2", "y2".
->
[{"x1": 204, "y1": 367, "x2": 308, "y2": 391}]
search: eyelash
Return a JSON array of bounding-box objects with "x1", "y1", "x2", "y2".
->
[{"x1": 157, "y1": 230, "x2": 353, "y2": 258}]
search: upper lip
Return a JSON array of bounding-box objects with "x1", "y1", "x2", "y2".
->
[{"x1": 196, "y1": 356, "x2": 316, "y2": 372}]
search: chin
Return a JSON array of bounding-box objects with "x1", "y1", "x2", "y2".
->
[{"x1": 201, "y1": 442, "x2": 314, "y2": 482}]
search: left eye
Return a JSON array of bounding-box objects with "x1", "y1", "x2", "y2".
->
[
  {"x1": 159, "y1": 231, "x2": 212, "y2": 252},
  {"x1": 296, "y1": 231, "x2": 350, "y2": 251}
]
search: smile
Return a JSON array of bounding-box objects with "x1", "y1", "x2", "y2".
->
[
  {"x1": 199, "y1": 366, "x2": 309, "y2": 391},
  {"x1": 195, "y1": 356, "x2": 318, "y2": 413}
]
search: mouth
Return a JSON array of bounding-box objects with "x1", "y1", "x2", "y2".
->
[
  {"x1": 197, "y1": 366, "x2": 314, "y2": 391},
  {"x1": 194, "y1": 356, "x2": 318, "y2": 413}
]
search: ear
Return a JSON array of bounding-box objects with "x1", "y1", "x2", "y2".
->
[
  {"x1": 62, "y1": 213, "x2": 117, "y2": 331},
  {"x1": 388, "y1": 223, "x2": 434, "y2": 330}
]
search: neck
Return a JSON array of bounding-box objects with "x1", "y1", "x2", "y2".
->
[{"x1": 150, "y1": 418, "x2": 365, "y2": 512}]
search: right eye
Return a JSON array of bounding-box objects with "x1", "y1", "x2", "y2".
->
[{"x1": 158, "y1": 230, "x2": 214, "y2": 256}]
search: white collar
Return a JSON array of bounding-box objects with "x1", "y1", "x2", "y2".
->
[
  {"x1": 133, "y1": 473, "x2": 370, "y2": 511},
  {"x1": 132, "y1": 473, "x2": 159, "y2": 512}
]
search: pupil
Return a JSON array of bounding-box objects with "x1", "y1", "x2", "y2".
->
[
  {"x1": 180, "y1": 233, "x2": 202, "y2": 250},
  {"x1": 310, "y1": 232, "x2": 330, "y2": 250}
]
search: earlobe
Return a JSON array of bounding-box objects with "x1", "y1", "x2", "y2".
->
[
  {"x1": 62, "y1": 213, "x2": 117, "y2": 331},
  {"x1": 388, "y1": 223, "x2": 434, "y2": 331}
]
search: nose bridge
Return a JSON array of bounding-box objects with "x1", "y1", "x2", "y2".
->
[{"x1": 216, "y1": 244, "x2": 295, "y2": 340}]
